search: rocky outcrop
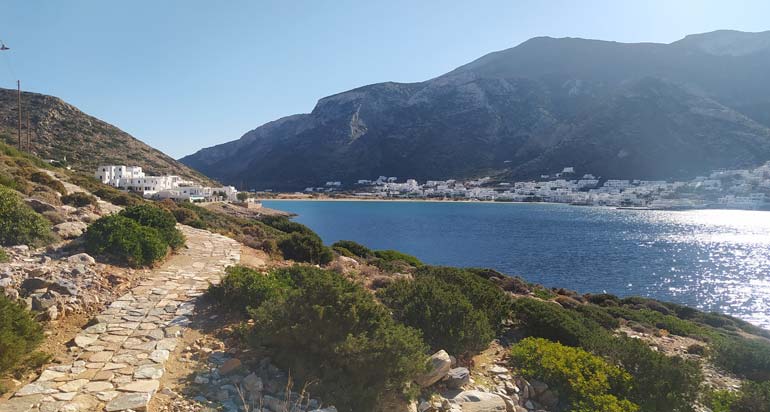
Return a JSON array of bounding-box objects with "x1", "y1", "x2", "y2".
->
[{"x1": 416, "y1": 350, "x2": 453, "y2": 387}]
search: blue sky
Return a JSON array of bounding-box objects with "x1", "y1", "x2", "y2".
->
[{"x1": 1, "y1": 0, "x2": 769, "y2": 158}]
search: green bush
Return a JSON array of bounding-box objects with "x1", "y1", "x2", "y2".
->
[
  {"x1": 84, "y1": 215, "x2": 168, "y2": 267},
  {"x1": 705, "y1": 390, "x2": 739, "y2": 412},
  {"x1": 415, "y1": 266, "x2": 510, "y2": 332},
  {"x1": 0, "y1": 186, "x2": 53, "y2": 246},
  {"x1": 332, "y1": 240, "x2": 373, "y2": 258},
  {"x1": 712, "y1": 335, "x2": 770, "y2": 381},
  {"x1": 0, "y1": 249, "x2": 8, "y2": 263},
  {"x1": 574, "y1": 304, "x2": 620, "y2": 330},
  {"x1": 120, "y1": 204, "x2": 185, "y2": 250},
  {"x1": 246, "y1": 266, "x2": 429, "y2": 412},
  {"x1": 510, "y1": 337, "x2": 638, "y2": 412},
  {"x1": 261, "y1": 216, "x2": 315, "y2": 236},
  {"x1": 29, "y1": 171, "x2": 66, "y2": 195},
  {"x1": 374, "y1": 249, "x2": 423, "y2": 267},
  {"x1": 277, "y1": 232, "x2": 333, "y2": 264},
  {"x1": 512, "y1": 297, "x2": 600, "y2": 346},
  {"x1": 378, "y1": 276, "x2": 494, "y2": 354},
  {"x1": 0, "y1": 294, "x2": 44, "y2": 373},
  {"x1": 170, "y1": 206, "x2": 204, "y2": 227},
  {"x1": 731, "y1": 381, "x2": 770, "y2": 412},
  {"x1": 61, "y1": 191, "x2": 98, "y2": 208},
  {"x1": 208, "y1": 266, "x2": 293, "y2": 314},
  {"x1": 587, "y1": 335, "x2": 702, "y2": 412}
]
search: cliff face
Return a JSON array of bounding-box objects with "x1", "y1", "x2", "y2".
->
[
  {"x1": 0, "y1": 88, "x2": 214, "y2": 184},
  {"x1": 181, "y1": 30, "x2": 770, "y2": 190}
]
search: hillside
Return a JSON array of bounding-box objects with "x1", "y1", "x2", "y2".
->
[
  {"x1": 181, "y1": 30, "x2": 770, "y2": 190},
  {"x1": 0, "y1": 88, "x2": 215, "y2": 184}
]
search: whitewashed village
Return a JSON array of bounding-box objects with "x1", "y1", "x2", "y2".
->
[
  {"x1": 95, "y1": 165, "x2": 240, "y2": 202},
  {"x1": 305, "y1": 162, "x2": 770, "y2": 210}
]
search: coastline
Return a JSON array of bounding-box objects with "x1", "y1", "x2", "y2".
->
[{"x1": 259, "y1": 196, "x2": 770, "y2": 213}]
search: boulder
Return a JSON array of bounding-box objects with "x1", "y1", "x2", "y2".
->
[
  {"x1": 67, "y1": 253, "x2": 96, "y2": 265},
  {"x1": 218, "y1": 358, "x2": 242, "y2": 375},
  {"x1": 451, "y1": 390, "x2": 507, "y2": 412},
  {"x1": 445, "y1": 367, "x2": 470, "y2": 389},
  {"x1": 50, "y1": 278, "x2": 79, "y2": 296},
  {"x1": 416, "y1": 350, "x2": 452, "y2": 387},
  {"x1": 337, "y1": 256, "x2": 359, "y2": 267},
  {"x1": 31, "y1": 293, "x2": 56, "y2": 311},
  {"x1": 24, "y1": 198, "x2": 57, "y2": 213},
  {"x1": 105, "y1": 392, "x2": 151, "y2": 412},
  {"x1": 53, "y1": 221, "x2": 88, "y2": 239},
  {"x1": 242, "y1": 373, "x2": 263, "y2": 393},
  {"x1": 22, "y1": 277, "x2": 53, "y2": 292}
]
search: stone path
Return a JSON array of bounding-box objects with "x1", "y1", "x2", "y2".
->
[{"x1": 0, "y1": 226, "x2": 241, "y2": 412}]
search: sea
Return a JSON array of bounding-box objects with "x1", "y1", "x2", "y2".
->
[{"x1": 262, "y1": 200, "x2": 770, "y2": 329}]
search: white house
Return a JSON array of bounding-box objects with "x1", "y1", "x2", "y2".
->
[{"x1": 95, "y1": 165, "x2": 238, "y2": 202}]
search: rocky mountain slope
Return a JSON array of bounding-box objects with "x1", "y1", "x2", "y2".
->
[
  {"x1": 0, "y1": 88, "x2": 214, "y2": 184},
  {"x1": 181, "y1": 30, "x2": 770, "y2": 190}
]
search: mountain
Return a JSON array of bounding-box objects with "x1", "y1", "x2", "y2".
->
[
  {"x1": 181, "y1": 30, "x2": 770, "y2": 190},
  {"x1": 0, "y1": 88, "x2": 214, "y2": 184}
]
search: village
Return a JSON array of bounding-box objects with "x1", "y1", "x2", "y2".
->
[
  {"x1": 306, "y1": 163, "x2": 770, "y2": 210},
  {"x1": 95, "y1": 165, "x2": 240, "y2": 202}
]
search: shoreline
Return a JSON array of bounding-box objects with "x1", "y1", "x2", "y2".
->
[{"x1": 259, "y1": 197, "x2": 770, "y2": 213}]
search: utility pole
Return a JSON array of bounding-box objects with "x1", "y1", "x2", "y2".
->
[
  {"x1": 26, "y1": 114, "x2": 31, "y2": 151},
  {"x1": 17, "y1": 80, "x2": 22, "y2": 150}
]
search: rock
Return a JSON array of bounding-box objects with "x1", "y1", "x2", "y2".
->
[
  {"x1": 488, "y1": 365, "x2": 508, "y2": 375},
  {"x1": 416, "y1": 350, "x2": 452, "y2": 387},
  {"x1": 539, "y1": 389, "x2": 559, "y2": 409},
  {"x1": 134, "y1": 364, "x2": 164, "y2": 379},
  {"x1": 217, "y1": 358, "x2": 242, "y2": 375},
  {"x1": 59, "y1": 379, "x2": 89, "y2": 392},
  {"x1": 67, "y1": 253, "x2": 96, "y2": 265},
  {"x1": 451, "y1": 390, "x2": 508, "y2": 412},
  {"x1": 25, "y1": 198, "x2": 56, "y2": 213},
  {"x1": 0, "y1": 278, "x2": 13, "y2": 289},
  {"x1": 242, "y1": 373, "x2": 263, "y2": 393},
  {"x1": 149, "y1": 349, "x2": 170, "y2": 363},
  {"x1": 74, "y1": 334, "x2": 98, "y2": 348},
  {"x1": 84, "y1": 381, "x2": 114, "y2": 392},
  {"x1": 53, "y1": 222, "x2": 88, "y2": 239},
  {"x1": 37, "y1": 369, "x2": 66, "y2": 382},
  {"x1": 21, "y1": 277, "x2": 53, "y2": 292},
  {"x1": 44, "y1": 305, "x2": 59, "y2": 321},
  {"x1": 337, "y1": 256, "x2": 359, "y2": 266},
  {"x1": 50, "y1": 278, "x2": 79, "y2": 296},
  {"x1": 105, "y1": 392, "x2": 151, "y2": 411},
  {"x1": 31, "y1": 293, "x2": 56, "y2": 311},
  {"x1": 445, "y1": 367, "x2": 470, "y2": 389},
  {"x1": 308, "y1": 408, "x2": 338, "y2": 412},
  {"x1": 530, "y1": 380, "x2": 548, "y2": 396},
  {"x1": 117, "y1": 379, "x2": 160, "y2": 393},
  {"x1": 15, "y1": 382, "x2": 59, "y2": 396}
]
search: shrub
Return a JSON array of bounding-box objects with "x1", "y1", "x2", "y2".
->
[
  {"x1": 170, "y1": 206, "x2": 203, "y2": 227},
  {"x1": 415, "y1": 266, "x2": 510, "y2": 332},
  {"x1": 277, "y1": 232, "x2": 333, "y2": 264},
  {"x1": 511, "y1": 297, "x2": 600, "y2": 346},
  {"x1": 573, "y1": 304, "x2": 620, "y2": 330},
  {"x1": 208, "y1": 266, "x2": 293, "y2": 314},
  {"x1": 261, "y1": 216, "x2": 315, "y2": 236},
  {"x1": 61, "y1": 191, "x2": 98, "y2": 208},
  {"x1": 247, "y1": 266, "x2": 429, "y2": 412},
  {"x1": 332, "y1": 240, "x2": 373, "y2": 258},
  {"x1": 0, "y1": 294, "x2": 44, "y2": 373},
  {"x1": 29, "y1": 171, "x2": 66, "y2": 194},
  {"x1": 712, "y1": 335, "x2": 770, "y2": 381},
  {"x1": 84, "y1": 215, "x2": 168, "y2": 267},
  {"x1": 731, "y1": 381, "x2": 770, "y2": 412},
  {"x1": 120, "y1": 204, "x2": 185, "y2": 250},
  {"x1": 587, "y1": 335, "x2": 702, "y2": 412},
  {"x1": 0, "y1": 249, "x2": 7, "y2": 263},
  {"x1": 332, "y1": 245, "x2": 356, "y2": 258},
  {"x1": 705, "y1": 390, "x2": 739, "y2": 412},
  {"x1": 378, "y1": 276, "x2": 494, "y2": 354},
  {"x1": 0, "y1": 186, "x2": 53, "y2": 246},
  {"x1": 374, "y1": 249, "x2": 423, "y2": 267},
  {"x1": 510, "y1": 337, "x2": 638, "y2": 412},
  {"x1": 91, "y1": 187, "x2": 143, "y2": 206}
]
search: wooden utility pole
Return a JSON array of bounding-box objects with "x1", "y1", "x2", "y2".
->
[
  {"x1": 17, "y1": 80, "x2": 22, "y2": 150},
  {"x1": 26, "y1": 114, "x2": 31, "y2": 151}
]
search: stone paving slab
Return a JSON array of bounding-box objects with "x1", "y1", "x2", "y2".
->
[{"x1": 0, "y1": 226, "x2": 240, "y2": 412}]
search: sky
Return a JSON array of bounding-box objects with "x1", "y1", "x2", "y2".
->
[{"x1": 1, "y1": 0, "x2": 769, "y2": 158}]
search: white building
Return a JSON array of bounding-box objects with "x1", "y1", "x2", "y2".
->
[{"x1": 95, "y1": 165, "x2": 238, "y2": 202}]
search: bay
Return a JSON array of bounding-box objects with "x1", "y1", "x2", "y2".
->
[{"x1": 263, "y1": 200, "x2": 770, "y2": 329}]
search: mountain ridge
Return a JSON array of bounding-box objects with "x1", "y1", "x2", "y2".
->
[
  {"x1": 0, "y1": 87, "x2": 215, "y2": 184},
  {"x1": 181, "y1": 30, "x2": 770, "y2": 190}
]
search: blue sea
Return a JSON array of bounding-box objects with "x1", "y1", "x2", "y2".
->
[{"x1": 263, "y1": 200, "x2": 770, "y2": 329}]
